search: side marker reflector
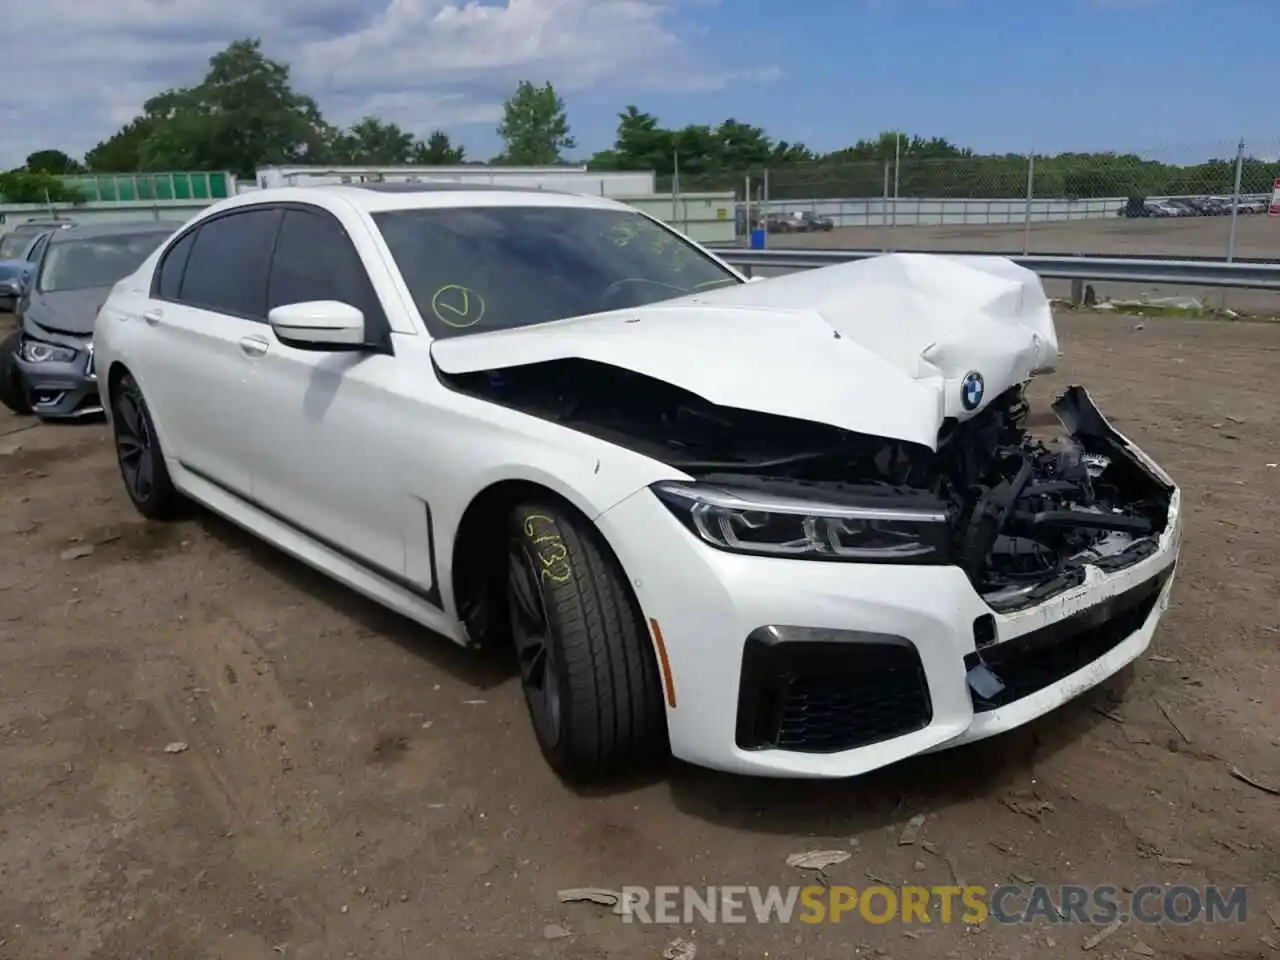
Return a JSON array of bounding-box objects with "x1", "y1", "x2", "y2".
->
[{"x1": 649, "y1": 618, "x2": 676, "y2": 708}]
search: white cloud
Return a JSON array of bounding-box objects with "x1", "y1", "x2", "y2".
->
[{"x1": 0, "y1": 0, "x2": 762, "y2": 168}]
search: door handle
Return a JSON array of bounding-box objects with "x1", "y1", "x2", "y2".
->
[
  {"x1": 142, "y1": 308, "x2": 163, "y2": 325},
  {"x1": 238, "y1": 335, "x2": 269, "y2": 358}
]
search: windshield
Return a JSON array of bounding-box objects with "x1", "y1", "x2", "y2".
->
[
  {"x1": 0, "y1": 228, "x2": 43, "y2": 260},
  {"x1": 37, "y1": 232, "x2": 169, "y2": 293},
  {"x1": 371, "y1": 206, "x2": 741, "y2": 338}
]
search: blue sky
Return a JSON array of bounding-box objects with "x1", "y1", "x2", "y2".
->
[
  {"x1": 1, "y1": 0, "x2": 1275, "y2": 169},
  {"x1": 565, "y1": 0, "x2": 1273, "y2": 162}
]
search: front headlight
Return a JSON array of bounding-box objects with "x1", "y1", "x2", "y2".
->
[
  {"x1": 652, "y1": 481, "x2": 952, "y2": 564},
  {"x1": 18, "y1": 340, "x2": 77, "y2": 364}
]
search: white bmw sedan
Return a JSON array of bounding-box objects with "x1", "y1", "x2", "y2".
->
[{"x1": 93, "y1": 184, "x2": 1181, "y2": 780}]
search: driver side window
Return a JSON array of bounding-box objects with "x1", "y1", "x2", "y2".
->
[{"x1": 267, "y1": 208, "x2": 387, "y2": 339}]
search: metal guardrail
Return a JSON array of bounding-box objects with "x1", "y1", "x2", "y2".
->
[
  {"x1": 705, "y1": 243, "x2": 1280, "y2": 265},
  {"x1": 716, "y1": 248, "x2": 1280, "y2": 290}
]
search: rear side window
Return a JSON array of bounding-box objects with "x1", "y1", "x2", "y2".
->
[
  {"x1": 267, "y1": 209, "x2": 386, "y2": 330},
  {"x1": 178, "y1": 208, "x2": 281, "y2": 319},
  {"x1": 155, "y1": 230, "x2": 196, "y2": 301}
]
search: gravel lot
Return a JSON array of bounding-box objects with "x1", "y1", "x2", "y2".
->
[
  {"x1": 784, "y1": 215, "x2": 1278, "y2": 260},
  {"x1": 1, "y1": 313, "x2": 1278, "y2": 960}
]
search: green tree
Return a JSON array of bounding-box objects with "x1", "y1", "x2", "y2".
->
[
  {"x1": 134, "y1": 38, "x2": 332, "y2": 177},
  {"x1": 0, "y1": 170, "x2": 86, "y2": 203},
  {"x1": 610, "y1": 105, "x2": 670, "y2": 171},
  {"x1": 411, "y1": 130, "x2": 465, "y2": 165},
  {"x1": 714, "y1": 118, "x2": 773, "y2": 170},
  {"x1": 495, "y1": 80, "x2": 575, "y2": 165},
  {"x1": 332, "y1": 117, "x2": 416, "y2": 164},
  {"x1": 24, "y1": 149, "x2": 85, "y2": 175},
  {"x1": 84, "y1": 117, "x2": 158, "y2": 172},
  {"x1": 587, "y1": 109, "x2": 802, "y2": 186}
]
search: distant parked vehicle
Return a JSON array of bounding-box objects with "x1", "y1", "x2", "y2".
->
[
  {"x1": 1, "y1": 221, "x2": 175, "y2": 419},
  {"x1": 1120, "y1": 195, "x2": 1261, "y2": 219},
  {"x1": 764, "y1": 211, "x2": 836, "y2": 233},
  {"x1": 1120, "y1": 197, "x2": 1150, "y2": 217},
  {"x1": 796, "y1": 211, "x2": 834, "y2": 232},
  {"x1": 764, "y1": 212, "x2": 797, "y2": 232},
  {"x1": 0, "y1": 226, "x2": 67, "y2": 311},
  {"x1": 0, "y1": 219, "x2": 74, "y2": 259},
  {"x1": 1178, "y1": 198, "x2": 1215, "y2": 216}
]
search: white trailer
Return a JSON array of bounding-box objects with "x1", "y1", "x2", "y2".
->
[{"x1": 252, "y1": 165, "x2": 655, "y2": 197}]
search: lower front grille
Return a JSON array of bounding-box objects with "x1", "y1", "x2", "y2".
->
[
  {"x1": 966, "y1": 565, "x2": 1173, "y2": 712},
  {"x1": 736, "y1": 632, "x2": 933, "y2": 754}
]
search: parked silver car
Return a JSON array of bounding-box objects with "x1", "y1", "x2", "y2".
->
[
  {"x1": 0, "y1": 223, "x2": 71, "y2": 311},
  {"x1": 1, "y1": 221, "x2": 174, "y2": 419}
]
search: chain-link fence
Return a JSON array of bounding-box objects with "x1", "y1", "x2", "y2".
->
[{"x1": 662, "y1": 138, "x2": 1280, "y2": 259}]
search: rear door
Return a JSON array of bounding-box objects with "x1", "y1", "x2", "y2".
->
[{"x1": 131, "y1": 206, "x2": 282, "y2": 496}]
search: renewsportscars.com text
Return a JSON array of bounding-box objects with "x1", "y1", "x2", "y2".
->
[{"x1": 618, "y1": 884, "x2": 1248, "y2": 926}]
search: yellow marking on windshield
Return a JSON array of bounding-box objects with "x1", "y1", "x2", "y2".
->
[{"x1": 430, "y1": 284, "x2": 486, "y2": 328}]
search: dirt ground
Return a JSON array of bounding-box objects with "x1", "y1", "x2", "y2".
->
[
  {"x1": 1, "y1": 313, "x2": 1278, "y2": 960},
  {"x1": 779, "y1": 214, "x2": 1279, "y2": 260}
]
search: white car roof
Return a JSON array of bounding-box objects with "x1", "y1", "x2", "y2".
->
[{"x1": 207, "y1": 183, "x2": 632, "y2": 218}]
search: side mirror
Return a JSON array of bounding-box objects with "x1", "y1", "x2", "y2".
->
[
  {"x1": 0, "y1": 277, "x2": 24, "y2": 297},
  {"x1": 268, "y1": 300, "x2": 367, "y2": 351}
]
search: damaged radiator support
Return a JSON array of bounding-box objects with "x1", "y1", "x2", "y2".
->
[{"x1": 939, "y1": 385, "x2": 1168, "y2": 616}]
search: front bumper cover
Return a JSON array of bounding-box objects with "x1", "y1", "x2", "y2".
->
[
  {"x1": 14, "y1": 319, "x2": 100, "y2": 420},
  {"x1": 595, "y1": 389, "x2": 1181, "y2": 778}
]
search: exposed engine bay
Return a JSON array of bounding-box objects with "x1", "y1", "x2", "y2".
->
[{"x1": 444, "y1": 358, "x2": 1174, "y2": 612}]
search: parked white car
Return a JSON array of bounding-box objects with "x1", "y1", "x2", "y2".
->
[{"x1": 93, "y1": 184, "x2": 1181, "y2": 780}]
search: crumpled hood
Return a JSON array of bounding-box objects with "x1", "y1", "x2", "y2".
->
[
  {"x1": 22, "y1": 286, "x2": 111, "y2": 337},
  {"x1": 430, "y1": 253, "x2": 1060, "y2": 450}
]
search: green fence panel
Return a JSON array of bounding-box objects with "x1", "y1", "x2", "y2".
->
[{"x1": 52, "y1": 171, "x2": 235, "y2": 204}]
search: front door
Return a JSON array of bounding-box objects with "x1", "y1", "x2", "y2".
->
[{"x1": 239, "y1": 206, "x2": 421, "y2": 592}]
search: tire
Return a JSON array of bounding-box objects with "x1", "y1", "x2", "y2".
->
[
  {"x1": 506, "y1": 501, "x2": 667, "y2": 780},
  {"x1": 109, "y1": 372, "x2": 187, "y2": 520},
  {"x1": 0, "y1": 329, "x2": 32, "y2": 415}
]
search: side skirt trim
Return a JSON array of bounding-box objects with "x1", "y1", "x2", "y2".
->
[{"x1": 180, "y1": 462, "x2": 444, "y2": 610}]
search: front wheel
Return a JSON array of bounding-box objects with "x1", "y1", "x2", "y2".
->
[
  {"x1": 109, "y1": 373, "x2": 187, "y2": 520},
  {"x1": 0, "y1": 329, "x2": 32, "y2": 415},
  {"x1": 506, "y1": 502, "x2": 668, "y2": 780}
]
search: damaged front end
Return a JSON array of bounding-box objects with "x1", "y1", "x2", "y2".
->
[
  {"x1": 444, "y1": 359, "x2": 1174, "y2": 614},
  {"x1": 931, "y1": 384, "x2": 1173, "y2": 612}
]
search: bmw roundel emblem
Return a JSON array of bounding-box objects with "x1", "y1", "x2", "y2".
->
[{"x1": 961, "y1": 371, "x2": 985, "y2": 411}]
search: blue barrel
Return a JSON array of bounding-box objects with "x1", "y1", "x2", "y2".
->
[{"x1": 749, "y1": 227, "x2": 767, "y2": 250}]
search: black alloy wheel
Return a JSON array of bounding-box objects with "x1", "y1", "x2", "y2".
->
[
  {"x1": 507, "y1": 538, "x2": 563, "y2": 750},
  {"x1": 114, "y1": 380, "x2": 155, "y2": 504},
  {"x1": 110, "y1": 373, "x2": 185, "y2": 520}
]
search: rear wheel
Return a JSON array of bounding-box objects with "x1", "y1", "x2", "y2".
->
[
  {"x1": 110, "y1": 373, "x2": 186, "y2": 520},
  {"x1": 0, "y1": 329, "x2": 32, "y2": 415},
  {"x1": 506, "y1": 502, "x2": 667, "y2": 780}
]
